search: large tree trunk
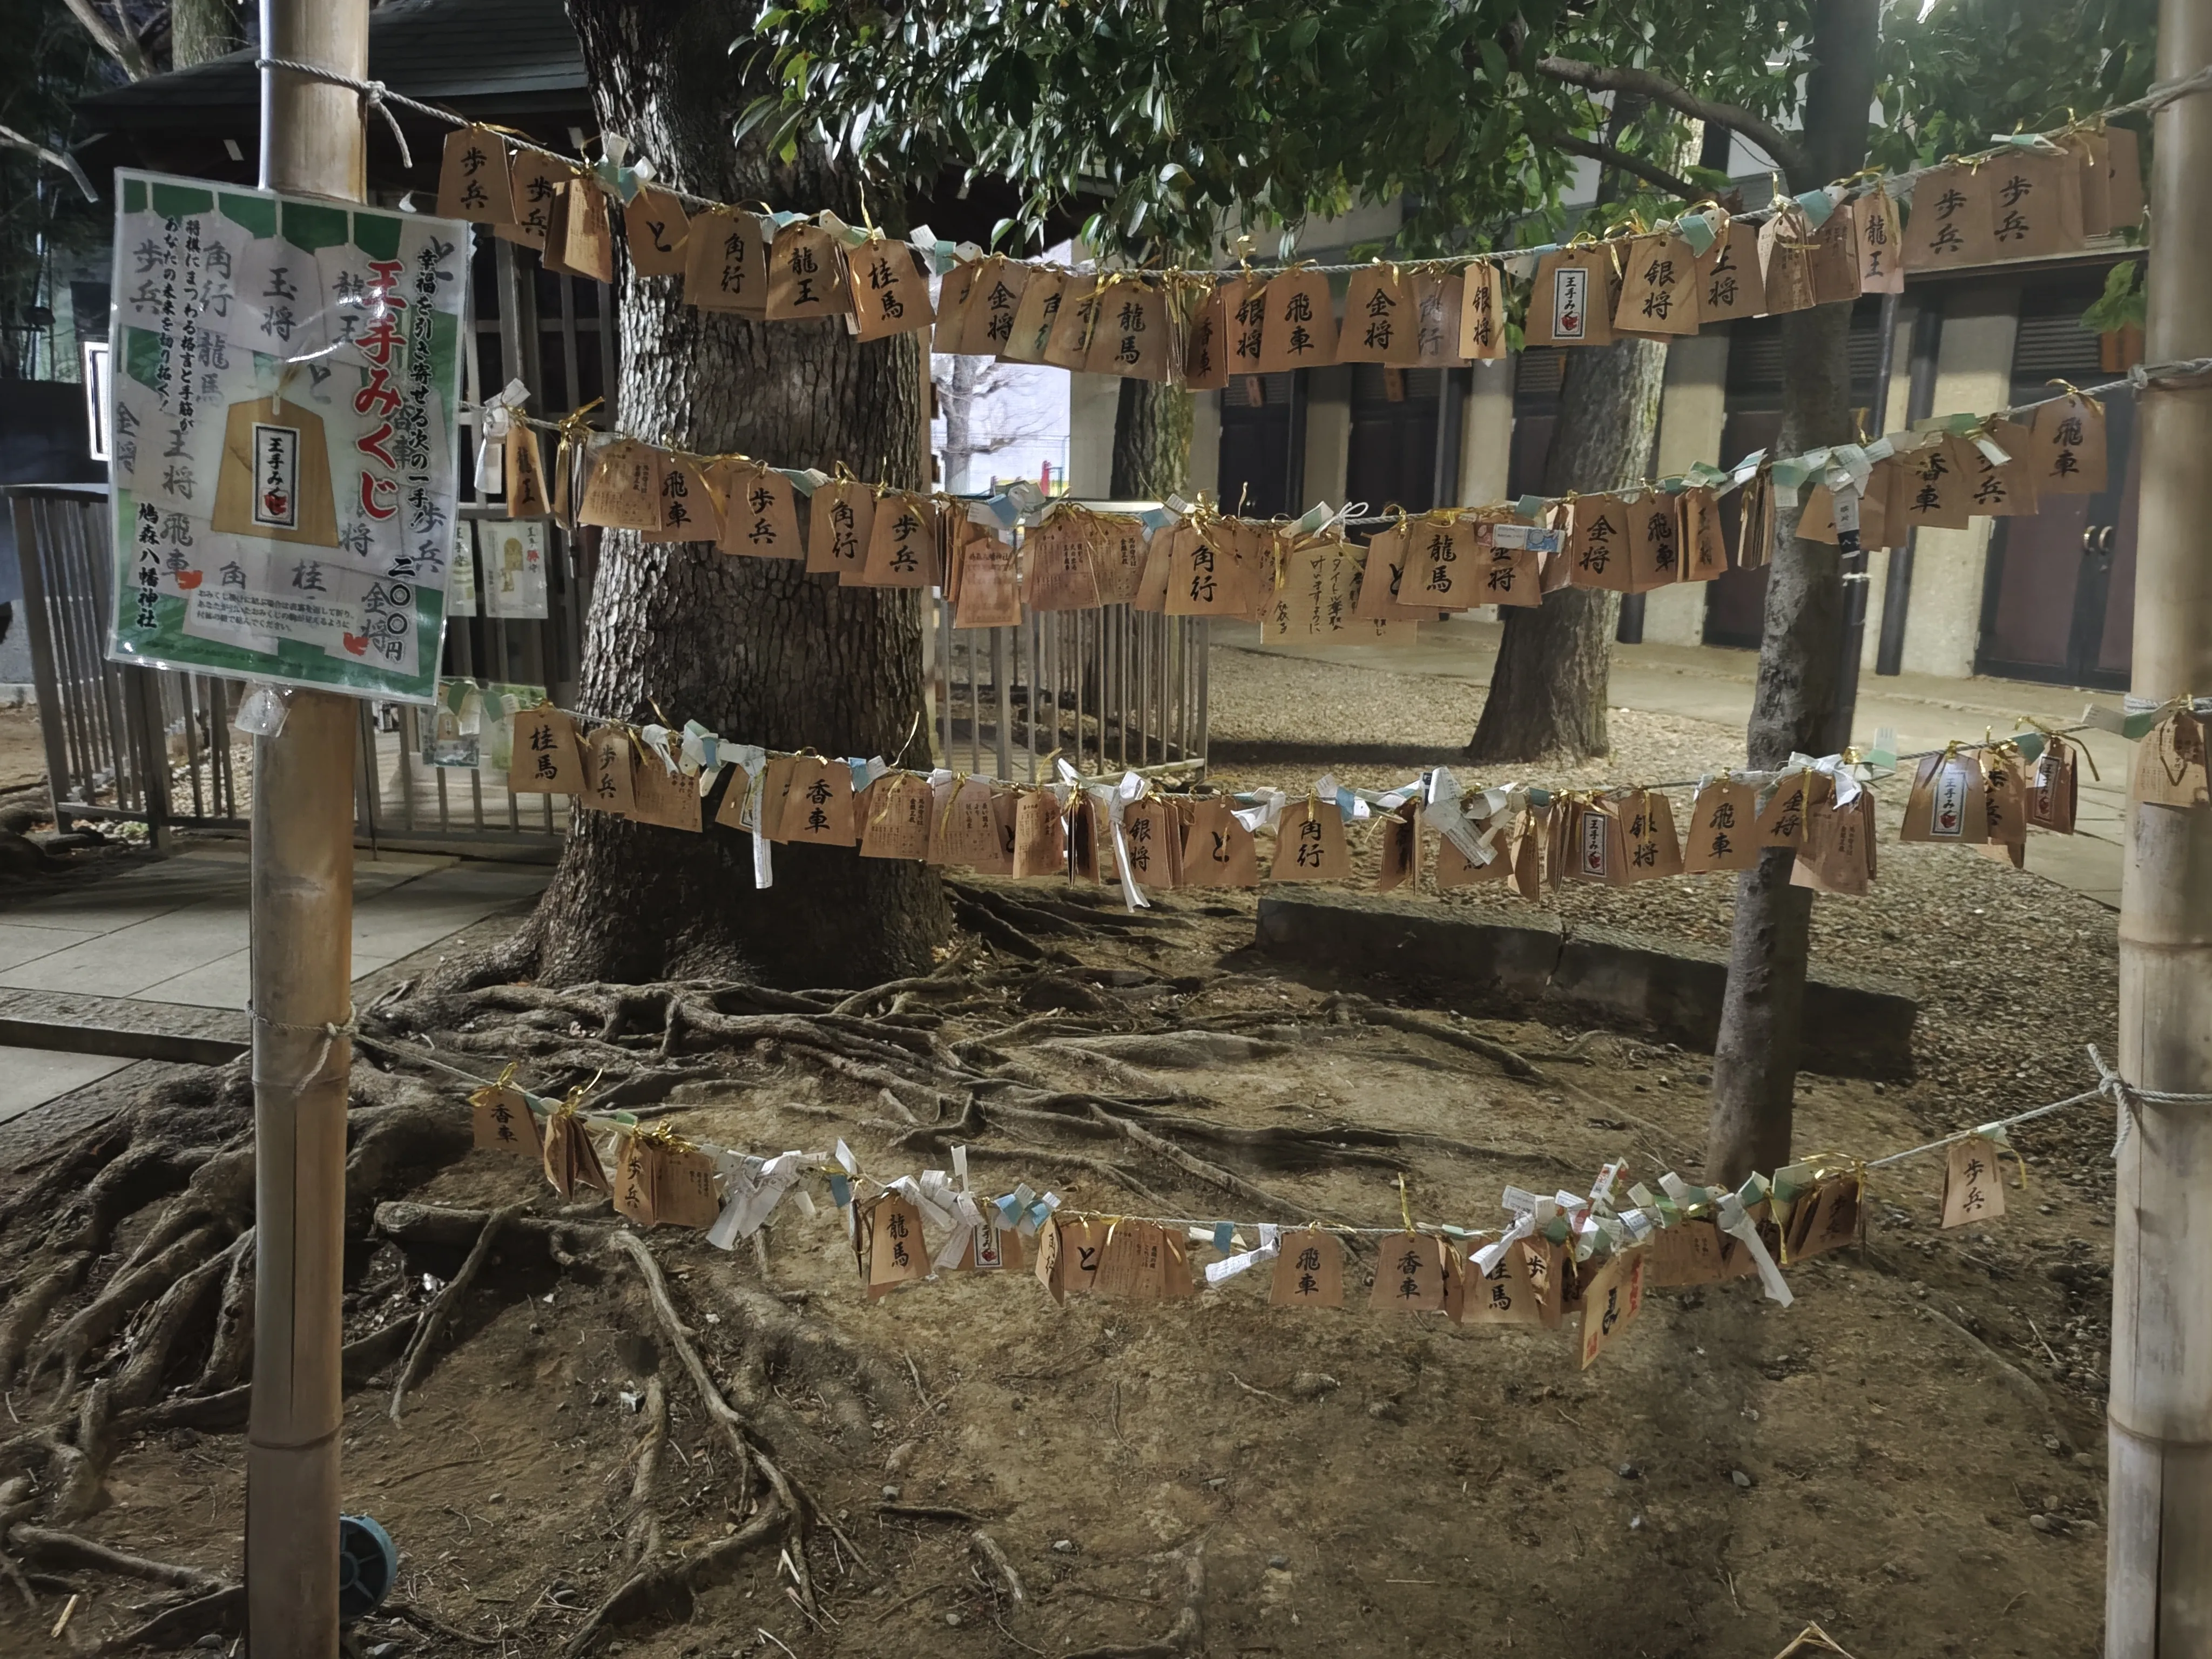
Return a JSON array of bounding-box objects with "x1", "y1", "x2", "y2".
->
[
  {"x1": 1463, "y1": 338, "x2": 1664, "y2": 763},
  {"x1": 531, "y1": 0, "x2": 948, "y2": 989},
  {"x1": 1110, "y1": 378, "x2": 1192, "y2": 500},
  {"x1": 171, "y1": 0, "x2": 244, "y2": 68},
  {"x1": 1702, "y1": 0, "x2": 1880, "y2": 1184}
]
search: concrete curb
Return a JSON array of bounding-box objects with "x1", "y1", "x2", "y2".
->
[{"x1": 1253, "y1": 890, "x2": 1918, "y2": 1079}]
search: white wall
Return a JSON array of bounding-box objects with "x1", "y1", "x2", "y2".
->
[
  {"x1": 1301, "y1": 365, "x2": 1352, "y2": 507},
  {"x1": 1190, "y1": 390, "x2": 1221, "y2": 500},
  {"x1": 1065, "y1": 372, "x2": 1120, "y2": 497},
  {"x1": 1642, "y1": 333, "x2": 1732, "y2": 646},
  {"x1": 1890, "y1": 283, "x2": 2020, "y2": 679},
  {"x1": 1460, "y1": 358, "x2": 1515, "y2": 507}
]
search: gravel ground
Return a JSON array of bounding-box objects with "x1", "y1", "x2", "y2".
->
[{"x1": 1205, "y1": 637, "x2": 2123, "y2": 1391}]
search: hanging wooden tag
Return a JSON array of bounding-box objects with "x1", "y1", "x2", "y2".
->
[
  {"x1": 1271, "y1": 796, "x2": 1352, "y2": 881},
  {"x1": 1620, "y1": 490, "x2": 1684, "y2": 591},
  {"x1": 952, "y1": 532, "x2": 1023, "y2": 628},
  {"x1": 437, "y1": 127, "x2": 516, "y2": 224},
  {"x1": 933, "y1": 259, "x2": 981, "y2": 352},
  {"x1": 1513, "y1": 803, "x2": 1547, "y2": 900},
  {"x1": 753, "y1": 754, "x2": 798, "y2": 843},
  {"x1": 655, "y1": 1144, "x2": 722, "y2": 1231},
  {"x1": 621, "y1": 185, "x2": 690, "y2": 278},
  {"x1": 612, "y1": 1131, "x2": 660, "y2": 1226},
  {"x1": 1402, "y1": 517, "x2": 1479, "y2": 609},
  {"x1": 859, "y1": 491, "x2": 939, "y2": 587},
  {"x1": 1004, "y1": 266, "x2": 1068, "y2": 364},
  {"x1": 497, "y1": 150, "x2": 564, "y2": 248},
  {"x1": 1613, "y1": 233, "x2": 1701, "y2": 335},
  {"x1": 509, "y1": 705, "x2": 586, "y2": 794},
  {"x1": 860, "y1": 1193, "x2": 930, "y2": 1298},
  {"x1": 1473, "y1": 521, "x2": 1542, "y2": 608},
  {"x1": 857, "y1": 772, "x2": 935, "y2": 860},
  {"x1": 577, "y1": 439, "x2": 664, "y2": 531},
  {"x1": 1957, "y1": 418, "x2": 2041, "y2": 517},
  {"x1": 1163, "y1": 523, "x2": 1243, "y2": 616},
  {"x1": 1120, "y1": 795, "x2": 1177, "y2": 889},
  {"x1": 544, "y1": 176, "x2": 616, "y2": 284},
  {"x1": 640, "y1": 453, "x2": 714, "y2": 545},
  {"x1": 1011, "y1": 788, "x2": 1069, "y2": 878},
  {"x1": 1904, "y1": 164, "x2": 1996, "y2": 268},
  {"x1": 683, "y1": 207, "x2": 768, "y2": 315},
  {"x1": 1694, "y1": 221, "x2": 1765, "y2": 322},
  {"x1": 1567, "y1": 493, "x2": 1630, "y2": 590},
  {"x1": 581, "y1": 725, "x2": 637, "y2": 817},
  {"x1": 1576, "y1": 1249, "x2": 1648, "y2": 1369},
  {"x1": 2028, "y1": 393, "x2": 2108, "y2": 494},
  {"x1": 713, "y1": 461, "x2": 804, "y2": 558},
  {"x1": 1985, "y1": 147, "x2": 2085, "y2": 259},
  {"x1": 1805, "y1": 203, "x2": 1863, "y2": 307},
  {"x1": 805, "y1": 479, "x2": 876, "y2": 579},
  {"x1": 1373, "y1": 801, "x2": 1422, "y2": 892},
  {"x1": 1754, "y1": 769, "x2": 1814, "y2": 847},
  {"x1": 1355, "y1": 525, "x2": 1432, "y2": 621},
  {"x1": 1084, "y1": 278, "x2": 1172, "y2": 379},
  {"x1": 1433, "y1": 817, "x2": 1512, "y2": 887},
  {"x1": 1411, "y1": 268, "x2": 1464, "y2": 367},
  {"x1": 1675, "y1": 486, "x2": 1726, "y2": 581},
  {"x1": 2133, "y1": 711, "x2": 2210, "y2": 810},
  {"x1": 470, "y1": 1083, "x2": 542, "y2": 1157},
  {"x1": 1756, "y1": 208, "x2": 1819, "y2": 316},
  {"x1": 1681, "y1": 776, "x2": 1759, "y2": 873},
  {"x1": 710, "y1": 762, "x2": 754, "y2": 832},
  {"x1": 1131, "y1": 526, "x2": 1175, "y2": 613},
  {"x1": 957, "y1": 255, "x2": 1030, "y2": 356},
  {"x1": 1567, "y1": 796, "x2": 1631, "y2": 885},
  {"x1": 211, "y1": 395, "x2": 340, "y2": 547},
  {"x1": 1254, "y1": 267, "x2": 1338, "y2": 372},
  {"x1": 2103, "y1": 124, "x2": 2146, "y2": 231},
  {"x1": 1791, "y1": 788, "x2": 1877, "y2": 896},
  {"x1": 1856, "y1": 185, "x2": 1904, "y2": 293},
  {"x1": 541, "y1": 1109, "x2": 609, "y2": 1199},
  {"x1": 765, "y1": 221, "x2": 851, "y2": 320},
  {"x1": 778, "y1": 755, "x2": 858, "y2": 845},
  {"x1": 1456, "y1": 259, "x2": 1507, "y2": 359},
  {"x1": 1183, "y1": 276, "x2": 1235, "y2": 388},
  {"x1": 1040, "y1": 273, "x2": 1100, "y2": 368},
  {"x1": 1525, "y1": 246, "x2": 1615, "y2": 347},
  {"x1": 1622, "y1": 789, "x2": 1684, "y2": 879},
  {"x1": 1179, "y1": 797, "x2": 1259, "y2": 888},
  {"x1": 1024, "y1": 517, "x2": 1103, "y2": 611},
  {"x1": 1269, "y1": 1228, "x2": 1345, "y2": 1309},
  {"x1": 1885, "y1": 434, "x2": 1977, "y2": 533},
  {"x1": 1339, "y1": 264, "x2": 1418, "y2": 365},
  {"x1": 1799, "y1": 477, "x2": 1889, "y2": 549},
  {"x1": 1367, "y1": 1232, "x2": 1451, "y2": 1314},
  {"x1": 503, "y1": 426, "x2": 552, "y2": 520},
  {"x1": 2027, "y1": 736, "x2": 2080, "y2": 832},
  {"x1": 848, "y1": 237, "x2": 933, "y2": 340},
  {"x1": 1088, "y1": 517, "x2": 1150, "y2": 606},
  {"x1": 1941, "y1": 1137, "x2": 2007, "y2": 1229},
  {"x1": 630, "y1": 750, "x2": 703, "y2": 833}
]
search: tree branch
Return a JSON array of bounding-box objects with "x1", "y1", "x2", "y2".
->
[
  {"x1": 1535, "y1": 55, "x2": 1808, "y2": 181},
  {"x1": 60, "y1": 0, "x2": 154, "y2": 82},
  {"x1": 1547, "y1": 133, "x2": 1702, "y2": 203},
  {"x1": 0, "y1": 127, "x2": 97, "y2": 201}
]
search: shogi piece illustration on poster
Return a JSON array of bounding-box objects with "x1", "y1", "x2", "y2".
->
[
  {"x1": 477, "y1": 518, "x2": 549, "y2": 618},
  {"x1": 107, "y1": 171, "x2": 467, "y2": 703}
]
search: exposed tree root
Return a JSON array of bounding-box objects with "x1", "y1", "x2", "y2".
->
[
  {"x1": 0, "y1": 1253, "x2": 89, "y2": 1388},
  {"x1": 5, "y1": 1521, "x2": 222, "y2": 1593},
  {"x1": 110, "y1": 1233, "x2": 242, "y2": 1413},
  {"x1": 374, "y1": 1201, "x2": 612, "y2": 1267},
  {"x1": 194, "y1": 1233, "x2": 255, "y2": 1395},
  {"x1": 622, "y1": 1374, "x2": 669, "y2": 1567},
  {"x1": 971, "y1": 1530, "x2": 1027, "y2": 1606},
  {"x1": 98, "y1": 1582, "x2": 243, "y2": 1653},
  {"x1": 1062, "y1": 1543, "x2": 1204, "y2": 1658},
  {"x1": 1321, "y1": 994, "x2": 1546, "y2": 1081},
  {"x1": 30, "y1": 1224, "x2": 225, "y2": 1384},
  {"x1": 390, "y1": 1204, "x2": 519, "y2": 1421}
]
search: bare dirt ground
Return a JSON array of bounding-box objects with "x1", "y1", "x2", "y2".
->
[{"x1": 0, "y1": 642, "x2": 2119, "y2": 1659}]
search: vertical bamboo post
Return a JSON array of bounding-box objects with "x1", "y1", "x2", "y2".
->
[
  {"x1": 246, "y1": 1, "x2": 367, "y2": 1655},
  {"x1": 2106, "y1": 4, "x2": 2212, "y2": 1651}
]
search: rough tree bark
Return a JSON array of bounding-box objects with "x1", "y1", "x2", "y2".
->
[
  {"x1": 171, "y1": 0, "x2": 244, "y2": 68},
  {"x1": 1466, "y1": 96, "x2": 1668, "y2": 765},
  {"x1": 529, "y1": 0, "x2": 948, "y2": 988},
  {"x1": 1463, "y1": 340, "x2": 1665, "y2": 763},
  {"x1": 1703, "y1": 0, "x2": 1880, "y2": 1184},
  {"x1": 1110, "y1": 378, "x2": 1193, "y2": 501}
]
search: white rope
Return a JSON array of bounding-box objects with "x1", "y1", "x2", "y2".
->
[{"x1": 255, "y1": 57, "x2": 413, "y2": 170}]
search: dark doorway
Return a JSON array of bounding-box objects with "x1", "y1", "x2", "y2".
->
[
  {"x1": 1216, "y1": 370, "x2": 1300, "y2": 517},
  {"x1": 1702, "y1": 409, "x2": 1782, "y2": 649},
  {"x1": 1974, "y1": 271, "x2": 2139, "y2": 689},
  {"x1": 1345, "y1": 366, "x2": 1444, "y2": 512}
]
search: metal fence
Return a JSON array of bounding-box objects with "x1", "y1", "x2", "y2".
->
[{"x1": 932, "y1": 599, "x2": 1209, "y2": 784}]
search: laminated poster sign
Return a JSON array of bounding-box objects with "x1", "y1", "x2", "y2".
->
[{"x1": 106, "y1": 171, "x2": 468, "y2": 703}]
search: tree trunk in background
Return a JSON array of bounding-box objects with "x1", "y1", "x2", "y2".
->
[
  {"x1": 1110, "y1": 377, "x2": 1193, "y2": 500},
  {"x1": 1463, "y1": 338, "x2": 1664, "y2": 762},
  {"x1": 531, "y1": 0, "x2": 947, "y2": 988},
  {"x1": 1702, "y1": 0, "x2": 1880, "y2": 1184},
  {"x1": 172, "y1": 0, "x2": 244, "y2": 68}
]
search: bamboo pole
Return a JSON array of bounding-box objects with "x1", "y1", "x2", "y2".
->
[
  {"x1": 245, "y1": 1, "x2": 367, "y2": 1655},
  {"x1": 2106, "y1": 2, "x2": 2212, "y2": 1650}
]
